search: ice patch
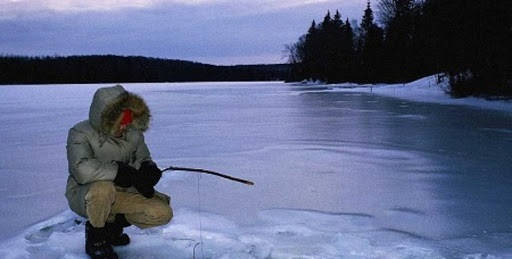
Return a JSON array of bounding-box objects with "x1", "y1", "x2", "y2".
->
[
  {"x1": 289, "y1": 86, "x2": 331, "y2": 92},
  {"x1": 479, "y1": 128, "x2": 512, "y2": 135},
  {"x1": 396, "y1": 114, "x2": 427, "y2": 120},
  {"x1": 463, "y1": 254, "x2": 501, "y2": 259},
  {"x1": 339, "y1": 107, "x2": 380, "y2": 113},
  {"x1": 258, "y1": 208, "x2": 375, "y2": 233},
  {"x1": 388, "y1": 207, "x2": 427, "y2": 216}
]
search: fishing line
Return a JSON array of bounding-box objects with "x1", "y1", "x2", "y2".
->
[
  {"x1": 193, "y1": 173, "x2": 205, "y2": 259},
  {"x1": 164, "y1": 165, "x2": 253, "y2": 258}
]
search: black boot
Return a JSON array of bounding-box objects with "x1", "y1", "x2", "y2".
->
[
  {"x1": 105, "y1": 214, "x2": 131, "y2": 246},
  {"x1": 85, "y1": 221, "x2": 118, "y2": 259}
]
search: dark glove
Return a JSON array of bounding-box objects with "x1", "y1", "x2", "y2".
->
[
  {"x1": 115, "y1": 161, "x2": 155, "y2": 198},
  {"x1": 133, "y1": 181, "x2": 155, "y2": 199},
  {"x1": 139, "y1": 161, "x2": 162, "y2": 187},
  {"x1": 114, "y1": 162, "x2": 137, "y2": 187}
]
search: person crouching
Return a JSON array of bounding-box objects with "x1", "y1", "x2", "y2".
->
[{"x1": 65, "y1": 85, "x2": 172, "y2": 259}]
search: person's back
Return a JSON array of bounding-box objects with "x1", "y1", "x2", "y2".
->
[{"x1": 65, "y1": 85, "x2": 172, "y2": 259}]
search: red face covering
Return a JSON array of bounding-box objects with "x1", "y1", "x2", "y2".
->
[{"x1": 120, "y1": 109, "x2": 133, "y2": 127}]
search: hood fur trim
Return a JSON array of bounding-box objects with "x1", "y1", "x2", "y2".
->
[
  {"x1": 101, "y1": 92, "x2": 150, "y2": 135},
  {"x1": 89, "y1": 85, "x2": 150, "y2": 135}
]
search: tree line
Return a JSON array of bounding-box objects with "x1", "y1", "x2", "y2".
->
[
  {"x1": 287, "y1": 0, "x2": 512, "y2": 97},
  {"x1": 0, "y1": 55, "x2": 290, "y2": 84}
]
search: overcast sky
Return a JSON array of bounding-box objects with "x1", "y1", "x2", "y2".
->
[{"x1": 1, "y1": 0, "x2": 366, "y2": 65}]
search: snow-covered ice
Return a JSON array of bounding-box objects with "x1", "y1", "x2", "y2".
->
[
  {"x1": 0, "y1": 208, "x2": 451, "y2": 258},
  {"x1": 0, "y1": 78, "x2": 511, "y2": 258}
]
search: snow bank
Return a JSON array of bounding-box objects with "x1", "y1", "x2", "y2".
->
[{"x1": 305, "y1": 75, "x2": 512, "y2": 112}]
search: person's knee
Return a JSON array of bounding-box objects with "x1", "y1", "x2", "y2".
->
[
  {"x1": 147, "y1": 203, "x2": 173, "y2": 226},
  {"x1": 85, "y1": 181, "x2": 116, "y2": 204}
]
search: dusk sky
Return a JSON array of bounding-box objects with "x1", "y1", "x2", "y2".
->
[{"x1": 1, "y1": 0, "x2": 366, "y2": 65}]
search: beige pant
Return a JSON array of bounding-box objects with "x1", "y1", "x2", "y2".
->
[{"x1": 84, "y1": 181, "x2": 173, "y2": 229}]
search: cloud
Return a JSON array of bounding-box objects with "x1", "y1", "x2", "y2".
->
[
  {"x1": 0, "y1": 0, "x2": 348, "y2": 15},
  {"x1": 0, "y1": 0, "x2": 365, "y2": 64},
  {"x1": 0, "y1": 0, "x2": 153, "y2": 16}
]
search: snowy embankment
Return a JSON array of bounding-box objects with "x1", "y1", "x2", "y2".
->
[
  {"x1": 330, "y1": 75, "x2": 512, "y2": 112},
  {"x1": 0, "y1": 207, "x2": 448, "y2": 258}
]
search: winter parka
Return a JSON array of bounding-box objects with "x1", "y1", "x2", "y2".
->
[{"x1": 65, "y1": 85, "x2": 153, "y2": 217}]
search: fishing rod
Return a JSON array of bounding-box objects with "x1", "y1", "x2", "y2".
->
[{"x1": 161, "y1": 166, "x2": 254, "y2": 186}]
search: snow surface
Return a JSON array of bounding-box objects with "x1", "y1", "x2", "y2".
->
[
  {"x1": 0, "y1": 78, "x2": 511, "y2": 258},
  {"x1": 0, "y1": 208, "x2": 449, "y2": 258}
]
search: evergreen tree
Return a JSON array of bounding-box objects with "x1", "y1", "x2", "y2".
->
[
  {"x1": 304, "y1": 20, "x2": 321, "y2": 80},
  {"x1": 322, "y1": 10, "x2": 333, "y2": 28},
  {"x1": 319, "y1": 11, "x2": 335, "y2": 82},
  {"x1": 378, "y1": 0, "x2": 417, "y2": 82},
  {"x1": 360, "y1": 1, "x2": 375, "y2": 41},
  {"x1": 358, "y1": 0, "x2": 384, "y2": 82},
  {"x1": 287, "y1": 9, "x2": 358, "y2": 83},
  {"x1": 330, "y1": 10, "x2": 346, "y2": 82},
  {"x1": 340, "y1": 18, "x2": 355, "y2": 82}
]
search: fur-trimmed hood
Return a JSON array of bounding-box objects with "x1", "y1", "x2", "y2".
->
[{"x1": 89, "y1": 85, "x2": 150, "y2": 135}]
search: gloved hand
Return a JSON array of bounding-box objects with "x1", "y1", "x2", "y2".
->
[
  {"x1": 139, "y1": 161, "x2": 162, "y2": 187},
  {"x1": 115, "y1": 161, "x2": 155, "y2": 198},
  {"x1": 133, "y1": 180, "x2": 155, "y2": 199},
  {"x1": 114, "y1": 162, "x2": 137, "y2": 187}
]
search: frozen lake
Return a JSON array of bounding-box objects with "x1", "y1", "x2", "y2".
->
[{"x1": 1, "y1": 81, "x2": 511, "y2": 257}]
